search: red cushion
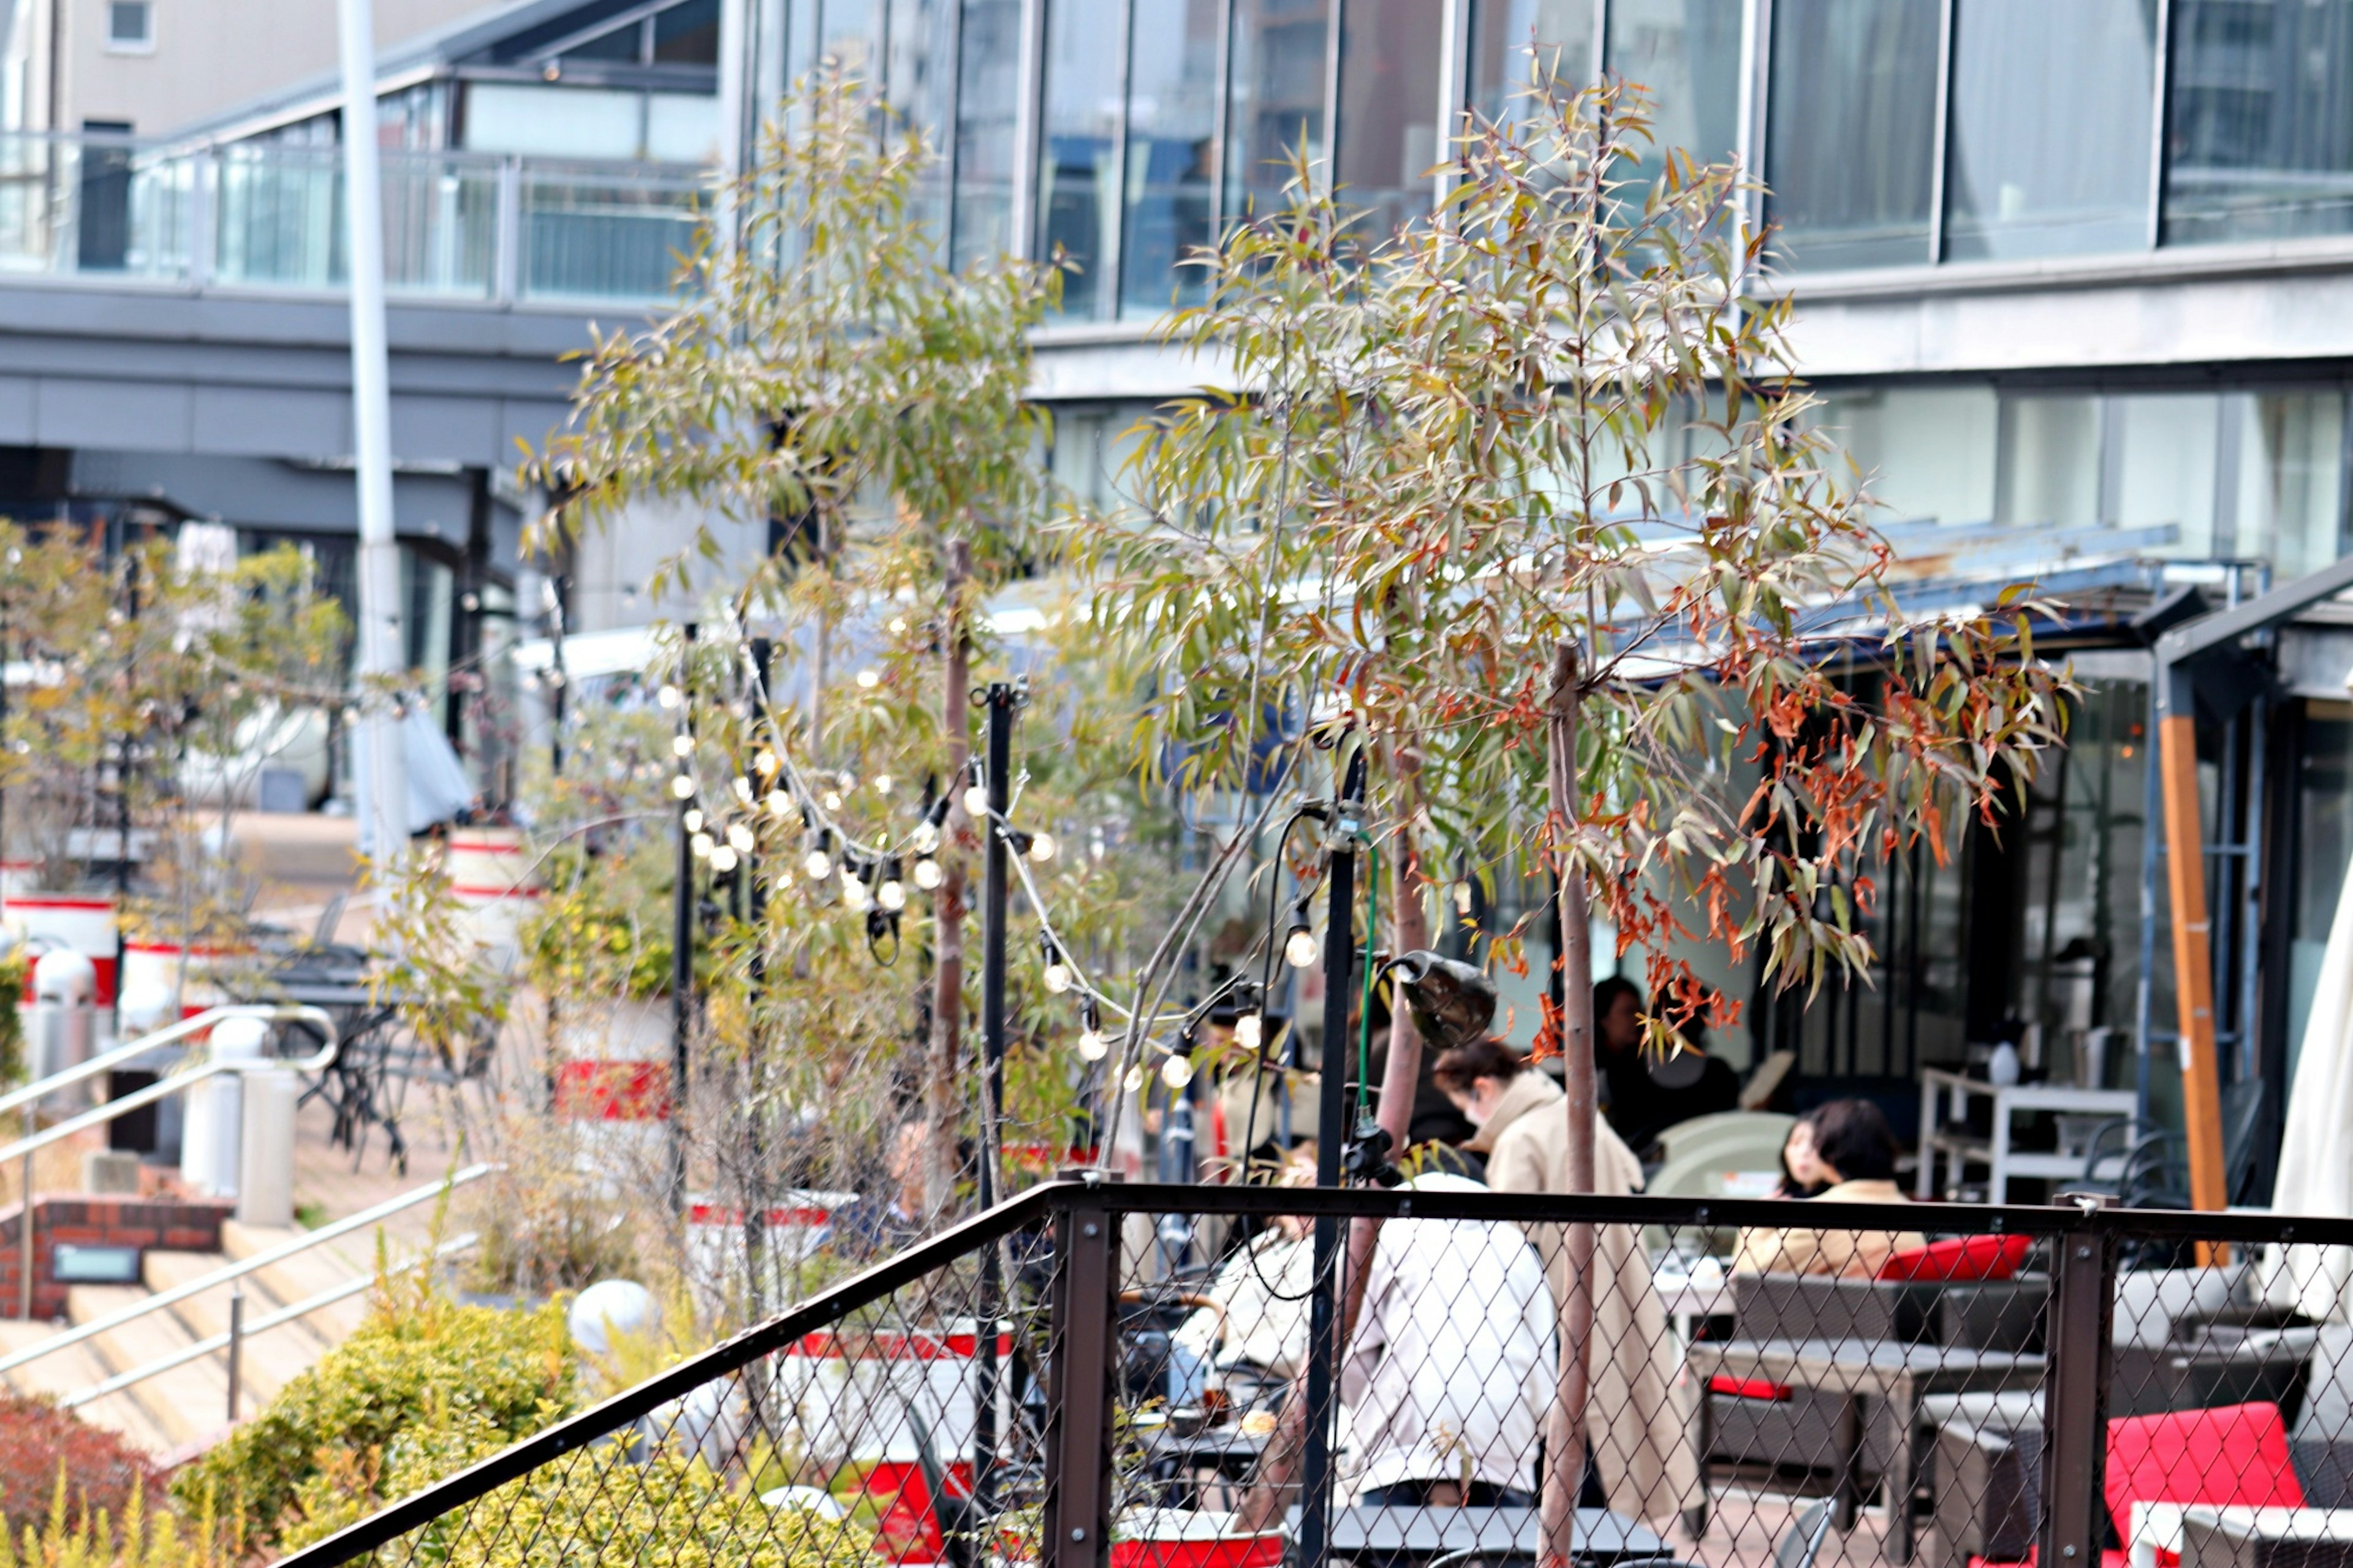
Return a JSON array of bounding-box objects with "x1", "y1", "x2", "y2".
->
[
  {"x1": 1877, "y1": 1233, "x2": 2033, "y2": 1282},
  {"x1": 1708, "y1": 1374, "x2": 1792, "y2": 1401},
  {"x1": 2103, "y1": 1402, "x2": 2304, "y2": 1541},
  {"x1": 1969, "y1": 1550, "x2": 2131, "y2": 1568}
]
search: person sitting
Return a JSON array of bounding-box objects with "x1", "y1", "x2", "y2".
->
[
  {"x1": 1772, "y1": 1110, "x2": 1829, "y2": 1199},
  {"x1": 1170, "y1": 1148, "x2": 1319, "y2": 1382},
  {"x1": 1731, "y1": 1098, "x2": 1926, "y2": 1276},
  {"x1": 1432, "y1": 1037, "x2": 1696, "y2": 1527},
  {"x1": 1341, "y1": 1166, "x2": 1554, "y2": 1507}
]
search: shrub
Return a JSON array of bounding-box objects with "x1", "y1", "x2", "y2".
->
[
  {"x1": 0, "y1": 1474, "x2": 241, "y2": 1568},
  {"x1": 0, "y1": 1394, "x2": 160, "y2": 1536},
  {"x1": 173, "y1": 1266, "x2": 572, "y2": 1548}
]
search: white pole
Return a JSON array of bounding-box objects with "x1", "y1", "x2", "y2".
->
[{"x1": 337, "y1": 0, "x2": 407, "y2": 863}]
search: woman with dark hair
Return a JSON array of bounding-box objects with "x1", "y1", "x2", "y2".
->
[{"x1": 1731, "y1": 1098, "x2": 1925, "y2": 1277}]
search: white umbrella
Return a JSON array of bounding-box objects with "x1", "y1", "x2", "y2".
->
[{"x1": 2264, "y1": 847, "x2": 2353, "y2": 1322}]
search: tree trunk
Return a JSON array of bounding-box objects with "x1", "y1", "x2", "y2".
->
[
  {"x1": 1542, "y1": 640, "x2": 1596, "y2": 1568},
  {"x1": 924, "y1": 540, "x2": 972, "y2": 1221}
]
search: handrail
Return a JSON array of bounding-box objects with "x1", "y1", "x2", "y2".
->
[
  {"x1": 0, "y1": 1162, "x2": 491, "y2": 1376},
  {"x1": 0, "y1": 1006, "x2": 339, "y2": 1168},
  {"x1": 0, "y1": 1002, "x2": 338, "y2": 1119},
  {"x1": 59, "y1": 1232, "x2": 479, "y2": 1409}
]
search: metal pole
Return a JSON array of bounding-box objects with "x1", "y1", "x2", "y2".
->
[
  {"x1": 974, "y1": 681, "x2": 1015, "y2": 1514},
  {"x1": 337, "y1": 0, "x2": 409, "y2": 868},
  {"x1": 1040, "y1": 1183, "x2": 1116, "y2": 1568},
  {"x1": 1298, "y1": 746, "x2": 1365, "y2": 1568},
  {"x1": 743, "y1": 637, "x2": 772, "y2": 1319},
  {"x1": 2038, "y1": 1214, "x2": 2116, "y2": 1568},
  {"x1": 225, "y1": 1284, "x2": 244, "y2": 1422},
  {"x1": 669, "y1": 623, "x2": 698, "y2": 1215}
]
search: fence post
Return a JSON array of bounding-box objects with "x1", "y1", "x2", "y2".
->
[
  {"x1": 1043, "y1": 1180, "x2": 1116, "y2": 1568},
  {"x1": 2039, "y1": 1210, "x2": 2116, "y2": 1568}
]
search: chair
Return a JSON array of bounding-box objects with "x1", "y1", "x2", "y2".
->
[
  {"x1": 2104, "y1": 1403, "x2": 2306, "y2": 1545},
  {"x1": 907, "y1": 1407, "x2": 978, "y2": 1568}
]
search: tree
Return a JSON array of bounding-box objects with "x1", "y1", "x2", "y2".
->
[{"x1": 1083, "y1": 81, "x2": 2064, "y2": 1548}]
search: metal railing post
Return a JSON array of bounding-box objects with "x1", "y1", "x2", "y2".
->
[
  {"x1": 225, "y1": 1284, "x2": 244, "y2": 1422},
  {"x1": 2039, "y1": 1209, "x2": 2118, "y2": 1568},
  {"x1": 16, "y1": 1148, "x2": 31, "y2": 1320},
  {"x1": 493, "y1": 157, "x2": 521, "y2": 304},
  {"x1": 1042, "y1": 1181, "x2": 1116, "y2": 1568}
]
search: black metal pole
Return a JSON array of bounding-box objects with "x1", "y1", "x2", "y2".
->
[
  {"x1": 974, "y1": 681, "x2": 1015, "y2": 1514},
  {"x1": 1298, "y1": 746, "x2": 1365, "y2": 1568},
  {"x1": 743, "y1": 637, "x2": 771, "y2": 1317},
  {"x1": 669, "y1": 622, "x2": 697, "y2": 1215}
]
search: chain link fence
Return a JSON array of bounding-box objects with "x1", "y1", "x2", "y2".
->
[{"x1": 275, "y1": 1181, "x2": 2353, "y2": 1568}]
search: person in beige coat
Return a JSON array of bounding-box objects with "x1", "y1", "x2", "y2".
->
[{"x1": 1435, "y1": 1038, "x2": 1699, "y2": 1528}]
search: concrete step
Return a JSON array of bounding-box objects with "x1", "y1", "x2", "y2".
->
[
  {"x1": 67, "y1": 1283, "x2": 246, "y2": 1448},
  {"x1": 218, "y1": 1221, "x2": 374, "y2": 1344},
  {"x1": 0, "y1": 1318, "x2": 172, "y2": 1455},
  {"x1": 142, "y1": 1249, "x2": 334, "y2": 1408}
]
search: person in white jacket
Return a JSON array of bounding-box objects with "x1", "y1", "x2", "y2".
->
[{"x1": 1340, "y1": 1170, "x2": 1555, "y2": 1506}]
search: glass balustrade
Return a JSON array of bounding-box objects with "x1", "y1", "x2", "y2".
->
[{"x1": 0, "y1": 130, "x2": 705, "y2": 306}]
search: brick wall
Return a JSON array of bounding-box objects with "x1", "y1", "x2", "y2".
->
[{"x1": 0, "y1": 1195, "x2": 234, "y2": 1320}]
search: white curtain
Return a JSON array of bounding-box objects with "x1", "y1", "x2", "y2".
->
[{"x1": 2264, "y1": 850, "x2": 2353, "y2": 1323}]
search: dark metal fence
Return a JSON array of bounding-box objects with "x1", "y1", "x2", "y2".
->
[{"x1": 274, "y1": 1179, "x2": 2353, "y2": 1568}]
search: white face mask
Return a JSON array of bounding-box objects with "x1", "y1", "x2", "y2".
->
[{"x1": 1460, "y1": 1078, "x2": 1502, "y2": 1128}]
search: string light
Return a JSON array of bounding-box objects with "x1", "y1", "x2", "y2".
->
[
  {"x1": 909, "y1": 821, "x2": 941, "y2": 856},
  {"x1": 710, "y1": 844, "x2": 738, "y2": 873},
  {"x1": 804, "y1": 844, "x2": 833, "y2": 881},
  {"x1": 1123, "y1": 1064, "x2": 1146, "y2": 1094},
  {"x1": 733, "y1": 776, "x2": 754, "y2": 804},
  {"x1": 657, "y1": 684, "x2": 681, "y2": 709},
  {"x1": 727, "y1": 823, "x2": 755, "y2": 854},
  {"x1": 855, "y1": 668, "x2": 880, "y2": 688},
  {"x1": 874, "y1": 775, "x2": 893, "y2": 795},
  {"x1": 962, "y1": 783, "x2": 988, "y2": 817},
  {"x1": 765, "y1": 790, "x2": 791, "y2": 818},
  {"x1": 1161, "y1": 1053, "x2": 1194, "y2": 1089},
  {"x1": 843, "y1": 875, "x2": 873, "y2": 913},
  {"x1": 888, "y1": 616, "x2": 908, "y2": 635},
  {"x1": 1078, "y1": 999, "x2": 1107, "y2": 1061},
  {"x1": 691, "y1": 831, "x2": 714, "y2": 859},
  {"x1": 1042, "y1": 936, "x2": 1072, "y2": 994},
  {"x1": 670, "y1": 775, "x2": 695, "y2": 800},
  {"x1": 1234, "y1": 1012, "x2": 1263, "y2": 1051},
  {"x1": 877, "y1": 877, "x2": 906, "y2": 912},
  {"x1": 914, "y1": 857, "x2": 943, "y2": 890},
  {"x1": 755, "y1": 749, "x2": 779, "y2": 775},
  {"x1": 1284, "y1": 897, "x2": 1318, "y2": 968},
  {"x1": 822, "y1": 790, "x2": 843, "y2": 811},
  {"x1": 683, "y1": 808, "x2": 704, "y2": 833},
  {"x1": 1028, "y1": 832, "x2": 1056, "y2": 863},
  {"x1": 671, "y1": 733, "x2": 693, "y2": 757}
]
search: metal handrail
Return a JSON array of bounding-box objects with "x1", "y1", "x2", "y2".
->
[
  {"x1": 0, "y1": 1005, "x2": 339, "y2": 1168},
  {"x1": 0, "y1": 1002, "x2": 337, "y2": 1120},
  {"x1": 0, "y1": 1161, "x2": 492, "y2": 1376},
  {"x1": 60, "y1": 1231, "x2": 479, "y2": 1411}
]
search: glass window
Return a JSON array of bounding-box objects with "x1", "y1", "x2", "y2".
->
[
  {"x1": 2229, "y1": 391, "x2": 2347, "y2": 577},
  {"x1": 1944, "y1": 0, "x2": 2156, "y2": 261},
  {"x1": 2113, "y1": 393, "x2": 2221, "y2": 553},
  {"x1": 953, "y1": 0, "x2": 1024, "y2": 269},
  {"x1": 1997, "y1": 395, "x2": 2104, "y2": 528},
  {"x1": 1227, "y1": 0, "x2": 1330, "y2": 221},
  {"x1": 559, "y1": 24, "x2": 645, "y2": 67},
  {"x1": 1334, "y1": 0, "x2": 1445, "y2": 243},
  {"x1": 1764, "y1": 0, "x2": 1939, "y2": 271},
  {"x1": 1605, "y1": 0, "x2": 1742, "y2": 173},
  {"x1": 2165, "y1": 0, "x2": 2353, "y2": 244},
  {"x1": 1467, "y1": 0, "x2": 1597, "y2": 127},
  {"x1": 1121, "y1": 0, "x2": 1222, "y2": 317},
  {"x1": 794, "y1": 0, "x2": 884, "y2": 80},
  {"x1": 464, "y1": 84, "x2": 645, "y2": 159},
  {"x1": 1814, "y1": 385, "x2": 1999, "y2": 524},
  {"x1": 1037, "y1": 0, "x2": 1126, "y2": 317},
  {"x1": 646, "y1": 91, "x2": 720, "y2": 162},
  {"x1": 653, "y1": 0, "x2": 721, "y2": 65},
  {"x1": 887, "y1": 0, "x2": 956, "y2": 235}
]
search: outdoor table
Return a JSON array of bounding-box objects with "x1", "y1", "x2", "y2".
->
[
  {"x1": 2134, "y1": 1503, "x2": 2353, "y2": 1568},
  {"x1": 1687, "y1": 1336, "x2": 2045, "y2": 1558},
  {"x1": 1142, "y1": 1424, "x2": 1271, "y2": 1509},
  {"x1": 1654, "y1": 1262, "x2": 1736, "y2": 1341},
  {"x1": 1292, "y1": 1504, "x2": 1663, "y2": 1566}
]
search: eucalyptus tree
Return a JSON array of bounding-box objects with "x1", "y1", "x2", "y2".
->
[{"x1": 1082, "y1": 81, "x2": 2064, "y2": 1548}]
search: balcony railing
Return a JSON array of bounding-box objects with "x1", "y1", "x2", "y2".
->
[{"x1": 0, "y1": 131, "x2": 708, "y2": 306}]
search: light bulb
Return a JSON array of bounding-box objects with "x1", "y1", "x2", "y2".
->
[
  {"x1": 910, "y1": 821, "x2": 941, "y2": 855},
  {"x1": 733, "y1": 776, "x2": 754, "y2": 804},
  {"x1": 1161, "y1": 1054, "x2": 1194, "y2": 1089},
  {"x1": 874, "y1": 775, "x2": 893, "y2": 795},
  {"x1": 913, "y1": 857, "x2": 943, "y2": 890},
  {"x1": 671, "y1": 733, "x2": 693, "y2": 757},
  {"x1": 804, "y1": 849, "x2": 833, "y2": 881},
  {"x1": 1285, "y1": 926, "x2": 1319, "y2": 969},
  {"x1": 877, "y1": 879, "x2": 906, "y2": 912},
  {"x1": 778, "y1": 866, "x2": 795, "y2": 888},
  {"x1": 1043, "y1": 961, "x2": 1073, "y2": 994},
  {"x1": 1123, "y1": 1064, "x2": 1146, "y2": 1094},
  {"x1": 657, "y1": 684, "x2": 681, "y2": 709},
  {"x1": 670, "y1": 775, "x2": 695, "y2": 800},
  {"x1": 727, "y1": 823, "x2": 756, "y2": 853},
  {"x1": 888, "y1": 616, "x2": 907, "y2": 635},
  {"x1": 683, "y1": 808, "x2": 704, "y2": 833},
  {"x1": 765, "y1": 790, "x2": 790, "y2": 818},
  {"x1": 1078, "y1": 1028, "x2": 1109, "y2": 1061},
  {"x1": 1028, "y1": 832, "x2": 1055, "y2": 863},
  {"x1": 755, "y1": 749, "x2": 779, "y2": 776},
  {"x1": 822, "y1": 790, "x2": 843, "y2": 811},
  {"x1": 855, "y1": 668, "x2": 879, "y2": 688},
  {"x1": 691, "y1": 831, "x2": 714, "y2": 858},
  {"x1": 962, "y1": 784, "x2": 988, "y2": 817},
  {"x1": 1453, "y1": 881, "x2": 1475, "y2": 915},
  {"x1": 844, "y1": 878, "x2": 873, "y2": 912},
  {"x1": 1234, "y1": 1013, "x2": 1263, "y2": 1051},
  {"x1": 709, "y1": 844, "x2": 738, "y2": 873}
]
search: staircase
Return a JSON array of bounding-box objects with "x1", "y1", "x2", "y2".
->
[{"x1": 0, "y1": 1221, "x2": 374, "y2": 1455}]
